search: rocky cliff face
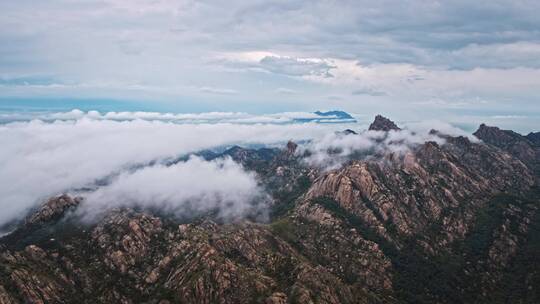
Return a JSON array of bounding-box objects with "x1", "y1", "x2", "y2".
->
[{"x1": 1, "y1": 116, "x2": 539, "y2": 304}]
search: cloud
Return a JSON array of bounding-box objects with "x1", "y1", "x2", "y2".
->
[
  {"x1": 443, "y1": 42, "x2": 540, "y2": 69},
  {"x1": 351, "y1": 87, "x2": 386, "y2": 96},
  {"x1": 79, "y1": 156, "x2": 267, "y2": 222},
  {"x1": 0, "y1": 75, "x2": 59, "y2": 86},
  {"x1": 301, "y1": 131, "x2": 379, "y2": 169},
  {"x1": 258, "y1": 56, "x2": 335, "y2": 77},
  {"x1": 490, "y1": 115, "x2": 528, "y2": 119},
  {"x1": 0, "y1": 109, "x2": 356, "y2": 124},
  {"x1": 199, "y1": 86, "x2": 238, "y2": 95},
  {"x1": 218, "y1": 53, "x2": 336, "y2": 78},
  {"x1": 300, "y1": 128, "x2": 447, "y2": 170},
  {"x1": 0, "y1": 114, "x2": 350, "y2": 227},
  {"x1": 327, "y1": 95, "x2": 344, "y2": 101},
  {"x1": 0, "y1": 108, "x2": 508, "y2": 229},
  {"x1": 276, "y1": 87, "x2": 297, "y2": 95},
  {"x1": 299, "y1": 117, "x2": 485, "y2": 171},
  {"x1": 402, "y1": 120, "x2": 480, "y2": 140}
]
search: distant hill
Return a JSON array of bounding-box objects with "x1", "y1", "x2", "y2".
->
[
  {"x1": 314, "y1": 110, "x2": 354, "y2": 119},
  {"x1": 294, "y1": 110, "x2": 356, "y2": 123}
]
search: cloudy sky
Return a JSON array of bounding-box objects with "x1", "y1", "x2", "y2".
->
[{"x1": 1, "y1": 0, "x2": 539, "y2": 130}]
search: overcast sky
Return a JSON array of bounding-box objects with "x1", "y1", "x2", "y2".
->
[{"x1": 1, "y1": 0, "x2": 539, "y2": 130}]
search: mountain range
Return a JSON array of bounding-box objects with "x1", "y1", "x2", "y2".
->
[{"x1": 0, "y1": 115, "x2": 539, "y2": 304}]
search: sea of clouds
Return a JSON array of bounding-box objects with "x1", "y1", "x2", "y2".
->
[
  {"x1": 0, "y1": 110, "x2": 475, "y2": 230},
  {"x1": 0, "y1": 110, "x2": 356, "y2": 228},
  {"x1": 0, "y1": 109, "x2": 356, "y2": 124}
]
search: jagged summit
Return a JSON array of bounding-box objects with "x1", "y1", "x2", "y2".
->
[
  {"x1": 474, "y1": 123, "x2": 540, "y2": 172},
  {"x1": 473, "y1": 123, "x2": 526, "y2": 146},
  {"x1": 368, "y1": 115, "x2": 401, "y2": 131}
]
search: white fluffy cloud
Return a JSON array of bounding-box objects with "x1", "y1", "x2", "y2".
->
[
  {"x1": 0, "y1": 109, "x2": 354, "y2": 124},
  {"x1": 79, "y1": 156, "x2": 267, "y2": 221},
  {"x1": 220, "y1": 53, "x2": 336, "y2": 77}
]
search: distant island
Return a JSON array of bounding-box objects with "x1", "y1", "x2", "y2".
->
[{"x1": 294, "y1": 110, "x2": 356, "y2": 123}]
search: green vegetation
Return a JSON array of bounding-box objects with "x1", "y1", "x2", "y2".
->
[
  {"x1": 311, "y1": 193, "x2": 540, "y2": 304},
  {"x1": 312, "y1": 196, "x2": 396, "y2": 255},
  {"x1": 270, "y1": 218, "x2": 298, "y2": 244},
  {"x1": 270, "y1": 175, "x2": 312, "y2": 218}
]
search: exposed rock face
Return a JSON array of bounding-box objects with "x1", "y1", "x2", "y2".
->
[
  {"x1": 0, "y1": 116, "x2": 539, "y2": 304},
  {"x1": 474, "y1": 123, "x2": 540, "y2": 173},
  {"x1": 368, "y1": 115, "x2": 401, "y2": 131},
  {"x1": 0, "y1": 208, "x2": 386, "y2": 303},
  {"x1": 306, "y1": 135, "x2": 534, "y2": 246},
  {"x1": 26, "y1": 195, "x2": 81, "y2": 226}
]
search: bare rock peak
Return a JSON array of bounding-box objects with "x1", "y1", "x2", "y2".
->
[
  {"x1": 26, "y1": 194, "x2": 80, "y2": 226},
  {"x1": 286, "y1": 140, "x2": 298, "y2": 155},
  {"x1": 368, "y1": 115, "x2": 401, "y2": 131},
  {"x1": 473, "y1": 123, "x2": 523, "y2": 144},
  {"x1": 476, "y1": 123, "x2": 497, "y2": 132}
]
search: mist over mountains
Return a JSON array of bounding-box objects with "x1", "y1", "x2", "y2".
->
[
  {"x1": 0, "y1": 110, "x2": 355, "y2": 229},
  {"x1": 0, "y1": 109, "x2": 470, "y2": 230},
  {"x1": 1, "y1": 112, "x2": 539, "y2": 303}
]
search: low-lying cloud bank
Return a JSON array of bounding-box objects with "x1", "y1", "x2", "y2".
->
[
  {"x1": 0, "y1": 114, "x2": 350, "y2": 228},
  {"x1": 0, "y1": 110, "x2": 478, "y2": 229},
  {"x1": 78, "y1": 156, "x2": 267, "y2": 222},
  {"x1": 0, "y1": 109, "x2": 356, "y2": 124}
]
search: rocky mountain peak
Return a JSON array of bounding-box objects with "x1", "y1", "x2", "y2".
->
[
  {"x1": 473, "y1": 123, "x2": 522, "y2": 146},
  {"x1": 474, "y1": 123, "x2": 498, "y2": 137},
  {"x1": 368, "y1": 115, "x2": 401, "y2": 131},
  {"x1": 474, "y1": 123, "x2": 540, "y2": 173},
  {"x1": 286, "y1": 140, "x2": 298, "y2": 155}
]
